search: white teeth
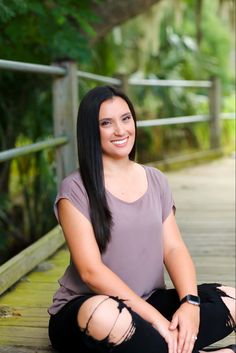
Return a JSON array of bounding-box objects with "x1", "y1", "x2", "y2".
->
[{"x1": 112, "y1": 138, "x2": 127, "y2": 145}]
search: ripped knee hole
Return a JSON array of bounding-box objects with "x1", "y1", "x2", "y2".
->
[{"x1": 77, "y1": 295, "x2": 135, "y2": 345}]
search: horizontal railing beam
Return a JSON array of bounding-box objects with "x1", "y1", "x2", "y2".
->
[
  {"x1": 137, "y1": 112, "x2": 235, "y2": 128},
  {"x1": 77, "y1": 70, "x2": 121, "y2": 85},
  {"x1": 221, "y1": 112, "x2": 235, "y2": 120},
  {"x1": 129, "y1": 77, "x2": 212, "y2": 88},
  {"x1": 0, "y1": 60, "x2": 66, "y2": 76},
  {"x1": 0, "y1": 136, "x2": 68, "y2": 163},
  {"x1": 0, "y1": 60, "x2": 213, "y2": 87},
  {"x1": 137, "y1": 115, "x2": 210, "y2": 127}
]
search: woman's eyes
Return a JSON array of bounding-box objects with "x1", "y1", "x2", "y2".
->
[
  {"x1": 99, "y1": 115, "x2": 132, "y2": 127},
  {"x1": 122, "y1": 115, "x2": 132, "y2": 122},
  {"x1": 100, "y1": 120, "x2": 111, "y2": 127}
]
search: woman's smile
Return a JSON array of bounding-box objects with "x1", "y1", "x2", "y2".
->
[
  {"x1": 111, "y1": 137, "x2": 129, "y2": 146},
  {"x1": 99, "y1": 96, "x2": 135, "y2": 159}
]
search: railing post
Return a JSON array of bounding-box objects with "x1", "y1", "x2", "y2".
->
[
  {"x1": 52, "y1": 61, "x2": 78, "y2": 186},
  {"x1": 115, "y1": 73, "x2": 129, "y2": 93},
  {"x1": 208, "y1": 77, "x2": 221, "y2": 149}
]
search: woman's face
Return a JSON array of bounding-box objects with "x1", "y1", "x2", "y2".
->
[{"x1": 98, "y1": 96, "x2": 135, "y2": 160}]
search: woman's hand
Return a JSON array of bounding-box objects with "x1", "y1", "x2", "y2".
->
[
  {"x1": 153, "y1": 317, "x2": 178, "y2": 353},
  {"x1": 169, "y1": 303, "x2": 200, "y2": 353}
]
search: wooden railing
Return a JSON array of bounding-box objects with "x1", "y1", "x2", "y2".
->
[
  {"x1": 0, "y1": 59, "x2": 235, "y2": 182},
  {"x1": 0, "y1": 59, "x2": 235, "y2": 295}
]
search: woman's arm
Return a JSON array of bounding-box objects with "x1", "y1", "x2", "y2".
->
[
  {"x1": 163, "y1": 211, "x2": 200, "y2": 353},
  {"x1": 163, "y1": 211, "x2": 198, "y2": 298},
  {"x1": 57, "y1": 199, "x2": 177, "y2": 353}
]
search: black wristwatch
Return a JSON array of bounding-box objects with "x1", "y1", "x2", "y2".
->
[{"x1": 180, "y1": 294, "x2": 200, "y2": 306}]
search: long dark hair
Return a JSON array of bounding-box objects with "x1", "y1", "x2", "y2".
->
[{"x1": 77, "y1": 85, "x2": 137, "y2": 252}]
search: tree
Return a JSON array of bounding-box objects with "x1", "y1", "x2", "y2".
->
[
  {"x1": 90, "y1": 0, "x2": 162, "y2": 43},
  {"x1": 0, "y1": 0, "x2": 162, "y2": 62}
]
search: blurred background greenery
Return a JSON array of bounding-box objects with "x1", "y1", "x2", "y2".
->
[{"x1": 0, "y1": 0, "x2": 235, "y2": 264}]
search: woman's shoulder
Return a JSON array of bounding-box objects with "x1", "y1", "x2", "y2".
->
[
  {"x1": 61, "y1": 169, "x2": 81, "y2": 184},
  {"x1": 54, "y1": 169, "x2": 90, "y2": 222},
  {"x1": 142, "y1": 164, "x2": 172, "y2": 197},
  {"x1": 59, "y1": 169, "x2": 86, "y2": 196},
  {"x1": 142, "y1": 164, "x2": 175, "y2": 217},
  {"x1": 142, "y1": 164, "x2": 167, "y2": 183}
]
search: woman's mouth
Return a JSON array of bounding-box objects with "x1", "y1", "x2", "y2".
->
[{"x1": 111, "y1": 137, "x2": 128, "y2": 146}]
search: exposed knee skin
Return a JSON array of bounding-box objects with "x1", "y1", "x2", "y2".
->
[
  {"x1": 77, "y1": 295, "x2": 135, "y2": 345},
  {"x1": 218, "y1": 286, "x2": 236, "y2": 325}
]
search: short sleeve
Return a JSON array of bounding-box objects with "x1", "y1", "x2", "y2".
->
[
  {"x1": 54, "y1": 171, "x2": 91, "y2": 223},
  {"x1": 160, "y1": 172, "x2": 176, "y2": 222}
]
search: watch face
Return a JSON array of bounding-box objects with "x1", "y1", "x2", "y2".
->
[
  {"x1": 187, "y1": 295, "x2": 200, "y2": 305},
  {"x1": 188, "y1": 299, "x2": 199, "y2": 305},
  {"x1": 180, "y1": 294, "x2": 201, "y2": 306}
]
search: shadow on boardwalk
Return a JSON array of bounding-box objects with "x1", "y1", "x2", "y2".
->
[{"x1": 0, "y1": 156, "x2": 235, "y2": 353}]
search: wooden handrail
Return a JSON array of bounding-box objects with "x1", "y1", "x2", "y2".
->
[
  {"x1": 0, "y1": 226, "x2": 65, "y2": 295},
  {"x1": 137, "y1": 115, "x2": 210, "y2": 127},
  {"x1": 0, "y1": 59, "x2": 66, "y2": 76},
  {"x1": 77, "y1": 70, "x2": 121, "y2": 85},
  {"x1": 0, "y1": 136, "x2": 68, "y2": 163},
  {"x1": 128, "y1": 77, "x2": 212, "y2": 88}
]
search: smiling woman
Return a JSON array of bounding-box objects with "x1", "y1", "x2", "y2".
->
[
  {"x1": 99, "y1": 96, "x2": 136, "y2": 161},
  {"x1": 48, "y1": 86, "x2": 235, "y2": 353}
]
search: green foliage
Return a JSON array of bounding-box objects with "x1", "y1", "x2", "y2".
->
[
  {"x1": 0, "y1": 146, "x2": 57, "y2": 264},
  {"x1": 0, "y1": 0, "x2": 27, "y2": 22},
  {"x1": 0, "y1": 76, "x2": 56, "y2": 264},
  {"x1": 0, "y1": 0, "x2": 105, "y2": 264},
  {"x1": 221, "y1": 93, "x2": 236, "y2": 149},
  {"x1": 101, "y1": 0, "x2": 235, "y2": 163},
  {"x1": 0, "y1": 0, "x2": 101, "y2": 63}
]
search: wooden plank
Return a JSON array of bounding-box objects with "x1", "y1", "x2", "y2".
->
[
  {"x1": 0, "y1": 326, "x2": 49, "y2": 339},
  {"x1": 0, "y1": 307, "x2": 50, "y2": 318},
  {"x1": 0, "y1": 347, "x2": 53, "y2": 353},
  {"x1": 10, "y1": 282, "x2": 59, "y2": 292},
  {"x1": 0, "y1": 226, "x2": 65, "y2": 295},
  {"x1": 165, "y1": 157, "x2": 235, "y2": 347},
  {"x1": 0, "y1": 247, "x2": 65, "y2": 351},
  {"x1": 0, "y1": 317, "x2": 49, "y2": 327}
]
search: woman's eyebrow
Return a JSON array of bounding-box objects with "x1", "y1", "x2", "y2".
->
[
  {"x1": 121, "y1": 112, "x2": 132, "y2": 117},
  {"x1": 99, "y1": 117, "x2": 112, "y2": 122},
  {"x1": 99, "y1": 112, "x2": 132, "y2": 121}
]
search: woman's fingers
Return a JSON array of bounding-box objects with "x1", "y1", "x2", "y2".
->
[
  {"x1": 177, "y1": 329, "x2": 186, "y2": 353},
  {"x1": 178, "y1": 331, "x2": 197, "y2": 353},
  {"x1": 166, "y1": 330, "x2": 178, "y2": 353},
  {"x1": 169, "y1": 315, "x2": 179, "y2": 330}
]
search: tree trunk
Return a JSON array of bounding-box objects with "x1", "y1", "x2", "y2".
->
[
  {"x1": 90, "y1": 0, "x2": 162, "y2": 43},
  {"x1": 196, "y1": 0, "x2": 203, "y2": 46}
]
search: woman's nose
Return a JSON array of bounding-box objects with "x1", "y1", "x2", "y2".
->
[{"x1": 114, "y1": 122, "x2": 125, "y2": 135}]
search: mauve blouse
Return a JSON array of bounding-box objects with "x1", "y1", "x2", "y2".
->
[{"x1": 48, "y1": 165, "x2": 175, "y2": 315}]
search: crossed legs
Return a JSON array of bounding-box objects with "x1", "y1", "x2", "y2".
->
[
  {"x1": 49, "y1": 284, "x2": 235, "y2": 353},
  {"x1": 76, "y1": 285, "x2": 235, "y2": 352}
]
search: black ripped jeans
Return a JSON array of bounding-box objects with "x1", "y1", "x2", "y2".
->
[{"x1": 48, "y1": 283, "x2": 235, "y2": 353}]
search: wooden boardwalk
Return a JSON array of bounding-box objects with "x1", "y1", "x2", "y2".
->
[{"x1": 0, "y1": 156, "x2": 235, "y2": 353}]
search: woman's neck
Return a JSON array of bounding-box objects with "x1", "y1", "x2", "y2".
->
[
  {"x1": 102, "y1": 157, "x2": 147, "y2": 203},
  {"x1": 102, "y1": 156, "x2": 134, "y2": 177}
]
